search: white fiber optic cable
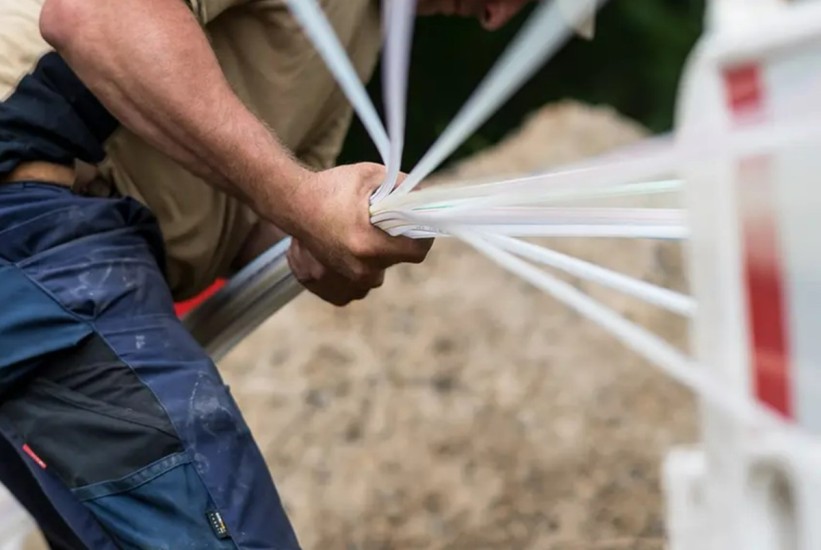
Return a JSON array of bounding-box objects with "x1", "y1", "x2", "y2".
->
[
  {"x1": 375, "y1": 219, "x2": 689, "y2": 240},
  {"x1": 374, "y1": 180, "x2": 683, "y2": 215},
  {"x1": 285, "y1": 0, "x2": 390, "y2": 163},
  {"x1": 394, "y1": 0, "x2": 609, "y2": 196},
  {"x1": 383, "y1": 98, "x2": 821, "y2": 218},
  {"x1": 485, "y1": 233, "x2": 695, "y2": 317},
  {"x1": 372, "y1": 0, "x2": 417, "y2": 202},
  {"x1": 456, "y1": 231, "x2": 776, "y2": 429},
  {"x1": 375, "y1": 140, "x2": 682, "y2": 215},
  {"x1": 372, "y1": 207, "x2": 685, "y2": 228}
]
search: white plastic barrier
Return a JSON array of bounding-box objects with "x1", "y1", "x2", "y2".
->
[{"x1": 665, "y1": 1, "x2": 821, "y2": 549}]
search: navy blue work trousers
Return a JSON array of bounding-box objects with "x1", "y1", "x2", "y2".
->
[{"x1": 0, "y1": 182, "x2": 300, "y2": 549}]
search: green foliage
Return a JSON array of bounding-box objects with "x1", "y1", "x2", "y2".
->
[{"x1": 339, "y1": 0, "x2": 705, "y2": 169}]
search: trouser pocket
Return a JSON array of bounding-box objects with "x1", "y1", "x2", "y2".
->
[
  {"x1": 0, "y1": 334, "x2": 236, "y2": 549},
  {"x1": 0, "y1": 377, "x2": 183, "y2": 489},
  {"x1": 0, "y1": 334, "x2": 183, "y2": 488}
]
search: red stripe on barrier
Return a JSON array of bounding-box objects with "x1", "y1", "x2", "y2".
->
[
  {"x1": 725, "y1": 64, "x2": 763, "y2": 116},
  {"x1": 737, "y1": 157, "x2": 792, "y2": 418},
  {"x1": 725, "y1": 65, "x2": 793, "y2": 418}
]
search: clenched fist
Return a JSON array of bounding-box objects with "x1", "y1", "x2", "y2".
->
[
  {"x1": 287, "y1": 237, "x2": 384, "y2": 306},
  {"x1": 283, "y1": 163, "x2": 432, "y2": 287}
]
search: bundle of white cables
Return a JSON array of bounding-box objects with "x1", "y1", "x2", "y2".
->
[{"x1": 184, "y1": 0, "x2": 821, "y2": 442}]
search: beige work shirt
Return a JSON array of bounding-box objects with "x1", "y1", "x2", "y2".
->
[
  {"x1": 0, "y1": 0, "x2": 382, "y2": 299},
  {"x1": 106, "y1": 0, "x2": 382, "y2": 298}
]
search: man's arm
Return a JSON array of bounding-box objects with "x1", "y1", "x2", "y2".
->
[
  {"x1": 41, "y1": 0, "x2": 300, "y2": 221},
  {"x1": 39, "y1": 0, "x2": 429, "y2": 284}
]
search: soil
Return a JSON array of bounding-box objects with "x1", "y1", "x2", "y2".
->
[{"x1": 218, "y1": 101, "x2": 697, "y2": 550}]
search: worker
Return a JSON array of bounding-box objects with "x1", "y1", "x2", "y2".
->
[{"x1": 0, "y1": 0, "x2": 533, "y2": 548}]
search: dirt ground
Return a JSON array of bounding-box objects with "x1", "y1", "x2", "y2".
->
[
  {"x1": 20, "y1": 101, "x2": 695, "y2": 550},
  {"x1": 218, "y1": 101, "x2": 697, "y2": 550}
]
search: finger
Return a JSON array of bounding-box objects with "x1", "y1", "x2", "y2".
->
[
  {"x1": 369, "y1": 233, "x2": 433, "y2": 267},
  {"x1": 288, "y1": 239, "x2": 326, "y2": 282},
  {"x1": 353, "y1": 265, "x2": 387, "y2": 288},
  {"x1": 303, "y1": 274, "x2": 374, "y2": 306},
  {"x1": 415, "y1": 238, "x2": 435, "y2": 257},
  {"x1": 303, "y1": 281, "x2": 350, "y2": 306},
  {"x1": 349, "y1": 268, "x2": 385, "y2": 290},
  {"x1": 357, "y1": 162, "x2": 389, "y2": 194},
  {"x1": 287, "y1": 243, "x2": 310, "y2": 282}
]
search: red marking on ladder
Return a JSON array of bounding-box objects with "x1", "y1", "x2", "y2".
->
[
  {"x1": 22, "y1": 444, "x2": 47, "y2": 469},
  {"x1": 725, "y1": 65, "x2": 792, "y2": 418}
]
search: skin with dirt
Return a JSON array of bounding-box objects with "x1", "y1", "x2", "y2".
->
[{"x1": 26, "y1": 101, "x2": 696, "y2": 550}]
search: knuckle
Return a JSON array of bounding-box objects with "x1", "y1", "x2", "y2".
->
[
  {"x1": 310, "y1": 263, "x2": 326, "y2": 280},
  {"x1": 360, "y1": 162, "x2": 386, "y2": 178},
  {"x1": 347, "y1": 234, "x2": 372, "y2": 259},
  {"x1": 348, "y1": 262, "x2": 372, "y2": 283}
]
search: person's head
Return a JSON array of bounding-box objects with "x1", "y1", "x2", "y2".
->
[{"x1": 416, "y1": 0, "x2": 534, "y2": 31}]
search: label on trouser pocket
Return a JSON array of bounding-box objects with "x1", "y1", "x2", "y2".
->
[{"x1": 207, "y1": 510, "x2": 230, "y2": 539}]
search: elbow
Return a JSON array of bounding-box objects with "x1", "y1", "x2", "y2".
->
[{"x1": 40, "y1": 0, "x2": 90, "y2": 52}]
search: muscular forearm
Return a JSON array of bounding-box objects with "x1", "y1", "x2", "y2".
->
[
  {"x1": 40, "y1": 0, "x2": 430, "y2": 288},
  {"x1": 39, "y1": 0, "x2": 310, "y2": 235}
]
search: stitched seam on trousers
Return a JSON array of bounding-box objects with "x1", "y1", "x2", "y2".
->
[
  {"x1": 73, "y1": 451, "x2": 192, "y2": 502},
  {"x1": 15, "y1": 225, "x2": 141, "y2": 269},
  {"x1": 29, "y1": 381, "x2": 180, "y2": 440},
  {"x1": 10, "y1": 262, "x2": 92, "y2": 327},
  {"x1": 91, "y1": 328, "x2": 240, "y2": 550},
  {"x1": 0, "y1": 204, "x2": 80, "y2": 241}
]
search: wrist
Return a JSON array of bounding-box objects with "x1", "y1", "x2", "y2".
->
[
  {"x1": 250, "y1": 153, "x2": 316, "y2": 240},
  {"x1": 208, "y1": 107, "x2": 319, "y2": 241}
]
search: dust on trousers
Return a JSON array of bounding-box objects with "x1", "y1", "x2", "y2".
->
[{"x1": 0, "y1": 182, "x2": 300, "y2": 549}]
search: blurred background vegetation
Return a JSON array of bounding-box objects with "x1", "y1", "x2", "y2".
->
[{"x1": 339, "y1": 0, "x2": 705, "y2": 168}]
